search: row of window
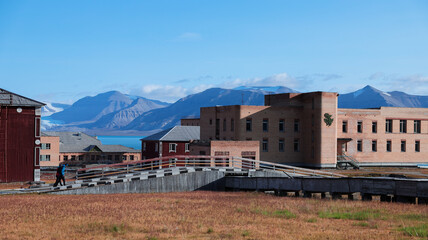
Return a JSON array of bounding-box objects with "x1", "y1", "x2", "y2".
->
[
  {"x1": 210, "y1": 118, "x2": 302, "y2": 133},
  {"x1": 169, "y1": 143, "x2": 190, "y2": 153},
  {"x1": 261, "y1": 138, "x2": 300, "y2": 152},
  {"x1": 249, "y1": 118, "x2": 300, "y2": 132},
  {"x1": 62, "y1": 155, "x2": 136, "y2": 161},
  {"x1": 143, "y1": 142, "x2": 190, "y2": 153},
  {"x1": 343, "y1": 120, "x2": 422, "y2": 134},
  {"x1": 355, "y1": 140, "x2": 421, "y2": 153}
]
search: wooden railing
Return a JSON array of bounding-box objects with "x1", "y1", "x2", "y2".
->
[{"x1": 76, "y1": 155, "x2": 346, "y2": 180}]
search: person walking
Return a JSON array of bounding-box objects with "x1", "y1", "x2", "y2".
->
[{"x1": 53, "y1": 163, "x2": 67, "y2": 187}]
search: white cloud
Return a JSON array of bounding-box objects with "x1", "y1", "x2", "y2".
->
[
  {"x1": 369, "y1": 74, "x2": 428, "y2": 95},
  {"x1": 220, "y1": 73, "x2": 303, "y2": 89},
  {"x1": 174, "y1": 32, "x2": 202, "y2": 41}
]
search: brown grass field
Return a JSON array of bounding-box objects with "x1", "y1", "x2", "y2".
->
[{"x1": 0, "y1": 191, "x2": 427, "y2": 240}]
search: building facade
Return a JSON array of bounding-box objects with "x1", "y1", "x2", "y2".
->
[
  {"x1": 141, "y1": 126, "x2": 200, "y2": 159},
  {"x1": 199, "y1": 92, "x2": 428, "y2": 168},
  {"x1": 0, "y1": 88, "x2": 45, "y2": 182},
  {"x1": 40, "y1": 132, "x2": 141, "y2": 166}
]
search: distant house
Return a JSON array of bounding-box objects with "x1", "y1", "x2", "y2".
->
[
  {"x1": 141, "y1": 126, "x2": 200, "y2": 159},
  {"x1": 0, "y1": 88, "x2": 45, "y2": 182},
  {"x1": 40, "y1": 132, "x2": 141, "y2": 166}
]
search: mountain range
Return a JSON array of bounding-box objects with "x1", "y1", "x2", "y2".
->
[{"x1": 42, "y1": 85, "x2": 428, "y2": 135}]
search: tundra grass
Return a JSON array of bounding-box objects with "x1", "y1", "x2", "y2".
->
[{"x1": 0, "y1": 191, "x2": 427, "y2": 239}]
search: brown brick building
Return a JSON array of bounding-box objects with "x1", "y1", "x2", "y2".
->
[{"x1": 197, "y1": 92, "x2": 428, "y2": 168}]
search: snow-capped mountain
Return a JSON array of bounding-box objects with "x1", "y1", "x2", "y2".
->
[{"x1": 339, "y1": 85, "x2": 428, "y2": 108}]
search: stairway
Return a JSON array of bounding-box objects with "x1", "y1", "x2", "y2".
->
[{"x1": 337, "y1": 154, "x2": 360, "y2": 169}]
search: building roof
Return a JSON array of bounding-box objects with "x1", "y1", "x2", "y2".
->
[
  {"x1": 0, "y1": 88, "x2": 45, "y2": 107},
  {"x1": 142, "y1": 126, "x2": 200, "y2": 142},
  {"x1": 43, "y1": 131, "x2": 140, "y2": 153}
]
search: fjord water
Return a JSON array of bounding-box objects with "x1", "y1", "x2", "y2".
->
[{"x1": 97, "y1": 136, "x2": 145, "y2": 150}]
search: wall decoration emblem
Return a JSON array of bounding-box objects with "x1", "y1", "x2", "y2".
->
[{"x1": 324, "y1": 113, "x2": 333, "y2": 126}]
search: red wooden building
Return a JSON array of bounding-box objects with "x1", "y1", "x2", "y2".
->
[
  {"x1": 141, "y1": 126, "x2": 200, "y2": 159},
  {"x1": 0, "y1": 88, "x2": 45, "y2": 182}
]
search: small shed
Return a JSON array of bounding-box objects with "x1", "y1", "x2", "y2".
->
[{"x1": 0, "y1": 88, "x2": 45, "y2": 182}]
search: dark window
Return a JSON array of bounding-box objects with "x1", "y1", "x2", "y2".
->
[
  {"x1": 294, "y1": 119, "x2": 300, "y2": 132},
  {"x1": 342, "y1": 121, "x2": 348, "y2": 133},
  {"x1": 63, "y1": 155, "x2": 68, "y2": 161},
  {"x1": 263, "y1": 119, "x2": 268, "y2": 132},
  {"x1": 414, "y1": 120, "x2": 421, "y2": 133},
  {"x1": 78, "y1": 155, "x2": 84, "y2": 161},
  {"x1": 223, "y1": 119, "x2": 226, "y2": 132},
  {"x1": 357, "y1": 121, "x2": 363, "y2": 133},
  {"x1": 386, "y1": 140, "x2": 392, "y2": 152},
  {"x1": 279, "y1": 139, "x2": 284, "y2": 152},
  {"x1": 279, "y1": 119, "x2": 285, "y2": 132},
  {"x1": 386, "y1": 120, "x2": 393, "y2": 133},
  {"x1": 357, "y1": 140, "x2": 362, "y2": 152},
  {"x1": 107, "y1": 155, "x2": 112, "y2": 160},
  {"x1": 130, "y1": 155, "x2": 134, "y2": 160},
  {"x1": 372, "y1": 121, "x2": 377, "y2": 133},
  {"x1": 209, "y1": 119, "x2": 212, "y2": 125},
  {"x1": 401, "y1": 141, "x2": 406, "y2": 152},
  {"x1": 294, "y1": 139, "x2": 300, "y2": 152},
  {"x1": 246, "y1": 118, "x2": 252, "y2": 132},
  {"x1": 372, "y1": 140, "x2": 377, "y2": 152},
  {"x1": 215, "y1": 119, "x2": 220, "y2": 137},
  {"x1": 122, "y1": 155, "x2": 127, "y2": 161},
  {"x1": 400, "y1": 120, "x2": 407, "y2": 133},
  {"x1": 415, "y1": 140, "x2": 420, "y2": 152},
  {"x1": 115, "y1": 155, "x2": 120, "y2": 161},
  {"x1": 231, "y1": 118, "x2": 234, "y2": 132},
  {"x1": 262, "y1": 139, "x2": 268, "y2": 152}
]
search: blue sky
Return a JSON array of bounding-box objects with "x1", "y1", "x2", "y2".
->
[{"x1": 1, "y1": 0, "x2": 428, "y2": 103}]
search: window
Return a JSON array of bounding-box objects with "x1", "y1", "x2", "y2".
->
[
  {"x1": 372, "y1": 121, "x2": 377, "y2": 133},
  {"x1": 41, "y1": 143, "x2": 51, "y2": 150},
  {"x1": 185, "y1": 143, "x2": 190, "y2": 152},
  {"x1": 231, "y1": 118, "x2": 234, "y2": 132},
  {"x1": 279, "y1": 119, "x2": 285, "y2": 132},
  {"x1": 155, "y1": 143, "x2": 158, "y2": 152},
  {"x1": 107, "y1": 155, "x2": 112, "y2": 161},
  {"x1": 130, "y1": 155, "x2": 134, "y2": 160},
  {"x1": 386, "y1": 140, "x2": 392, "y2": 152},
  {"x1": 357, "y1": 140, "x2": 362, "y2": 152},
  {"x1": 415, "y1": 140, "x2": 420, "y2": 152},
  {"x1": 414, "y1": 120, "x2": 421, "y2": 133},
  {"x1": 372, "y1": 140, "x2": 377, "y2": 152},
  {"x1": 215, "y1": 119, "x2": 220, "y2": 137},
  {"x1": 115, "y1": 155, "x2": 120, "y2": 161},
  {"x1": 246, "y1": 118, "x2": 252, "y2": 132},
  {"x1": 122, "y1": 155, "x2": 127, "y2": 161},
  {"x1": 169, "y1": 143, "x2": 177, "y2": 152},
  {"x1": 79, "y1": 155, "x2": 84, "y2": 161},
  {"x1": 401, "y1": 141, "x2": 406, "y2": 152},
  {"x1": 40, "y1": 155, "x2": 51, "y2": 161},
  {"x1": 386, "y1": 119, "x2": 393, "y2": 133},
  {"x1": 263, "y1": 119, "x2": 269, "y2": 132},
  {"x1": 262, "y1": 139, "x2": 268, "y2": 152},
  {"x1": 294, "y1": 139, "x2": 300, "y2": 152},
  {"x1": 357, "y1": 121, "x2": 363, "y2": 133},
  {"x1": 209, "y1": 119, "x2": 212, "y2": 125},
  {"x1": 294, "y1": 119, "x2": 300, "y2": 132},
  {"x1": 143, "y1": 142, "x2": 146, "y2": 151},
  {"x1": 279, "y1": 139, "x2": 284, "y2": 152},
  {"x1": 400, "y1": 120, "x2": 407, "y2": 133},
  {"x1": 63, "y1": 155, "x2": 68, "y2": 161},
  {"x1": 223, "y1": 119, "x2": 226, "y2": 132},
  {"x1": 342, "y1": 121, "x2": 348, "y2": 133}
]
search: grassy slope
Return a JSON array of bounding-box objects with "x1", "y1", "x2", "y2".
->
[{"x1": 0, "y1": 191, "x2": 427, "y2": 240}]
